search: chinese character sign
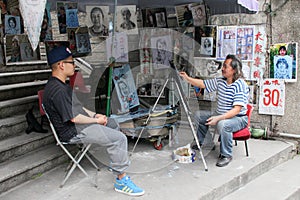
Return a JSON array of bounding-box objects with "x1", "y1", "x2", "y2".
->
[
  {"x1": 251, "y1": 25, "x2": 267, "y2": 81},
  {"x1": 259, "y1": 79, "x2": 285, "y2": 116}
]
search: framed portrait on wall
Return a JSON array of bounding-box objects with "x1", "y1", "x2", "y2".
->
[
  {"x1": 5, "y1": 34, "x2": 46, "y2": 65},
  {"x1": 66, "y1": 8, "x2": 79, "y2": 28},
  {"x1": 194, "y1": 25, "x2": 217, "y2": 57},
  {"x1": 86, "y1": 5, "x2": 109, "y2": 37},
  {"x1": 56, "y1": 1, "x2": 78, "y2": 34},
  {"x1": 269, "y1": 42, "x2": 298, "y2": 82},
  {"x1": 191, "y1": 4, "x2": 206, "y2": 26},
  {"x1": 141, "y1": 7, "x2": 168, "y2": 28},
  {"x1": 5, "y1": 15, "x2": 21, "y2": 35},
  {"x1": 74, "y1": 27, "x2": 91, "y2": 57},
  {"x1": 116, "y1": 5, "x2": 138, "y2": 34}
]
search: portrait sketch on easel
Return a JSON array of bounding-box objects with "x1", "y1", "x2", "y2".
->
[
  {"x1": 269, "y1": 42, "x2": 297, "y2": 82},
  {"x1": 86, "y1": 5, "x2": 109, "y2": 37},
  {"x1": 112, "y1": 64, "x2": 140, "y2": 114}
]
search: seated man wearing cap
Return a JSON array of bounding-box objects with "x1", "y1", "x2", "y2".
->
[{"x1": 43, "y1": 46, "x2": 144, "y2": 196}]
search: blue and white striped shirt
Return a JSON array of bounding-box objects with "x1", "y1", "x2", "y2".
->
[{"x1": 204, "y1": 77, "x2": 249, "y2": 115}]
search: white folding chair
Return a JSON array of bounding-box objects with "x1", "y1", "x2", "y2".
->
[{"x1": 41, "y1": 104, "x2": 99, "y2": 188}]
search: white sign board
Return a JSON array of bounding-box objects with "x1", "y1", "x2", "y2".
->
[{"x1": 259, "y1": 79, "x2": 285, "y2": 116}]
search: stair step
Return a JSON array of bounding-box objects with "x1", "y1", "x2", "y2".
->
[
  {"x1": 0, "y1": 131, "x2": 54, "y2": 163},
  {"x1": 0, "y1": 115, "x2": 27, "y2": 140},
  {"x1": 0, "y1": 144, "x2": 67, "y2": 194},
  {"x1": 0, "y1": 95, "x2": 38, "y2": 119},
  {"x1": 222, "y1": 155, "x2": 300, "y2": 200},
  {"x1": 0, "y1": 69, "x2": 51, "y2": 86},
  {"x1": 0, "y1": 111, "x2": 42, "y2": 141},
  {"x1": 0, "y1": 80, "x2": 47, "y2": 101}
]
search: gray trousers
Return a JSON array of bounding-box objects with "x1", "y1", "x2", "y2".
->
[{"x1": 79, "y1": 118, "x2": 129, "y2": 175}]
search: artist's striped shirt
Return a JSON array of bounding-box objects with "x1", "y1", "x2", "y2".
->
[{"x1": 204, "y1": 77, "x2": 249, "y2": 115}]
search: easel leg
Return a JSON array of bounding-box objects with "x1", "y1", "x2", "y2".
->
[{"x1": 174, "y1": 81, "x2": 208, "y2": 171}]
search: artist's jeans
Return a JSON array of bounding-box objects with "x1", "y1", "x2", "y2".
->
[
  {"x1": 194, "y1": 110, "x2": 248, "y2": 157},
  {"x1": 78, "y1": 118, "x2": 130, "y2": 175}
]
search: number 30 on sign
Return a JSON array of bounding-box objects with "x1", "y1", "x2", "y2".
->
[{"x1": 259, "y1": 79, "x2": 285, "y2": 116}]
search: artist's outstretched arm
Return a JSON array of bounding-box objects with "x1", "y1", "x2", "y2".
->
[{"x1": 179, "y1": 71, "x2": 205, "y2": 89}]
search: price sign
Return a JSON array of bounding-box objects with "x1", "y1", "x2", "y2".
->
[{"x1": 259, "y1": 79, "x2": 285, "y2": 115}]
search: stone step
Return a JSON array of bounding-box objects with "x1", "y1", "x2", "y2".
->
[
  {"x1": 0, "y1": 131, "x2": 54, "y2": 163},
  {"x1": 0, "y1": 95, "x2": 38, "y2": 119},
  {"x1": 0, "y1": 111, "x2": 41, "y2": 141},
  {"x1": 221, "y1": 154, "x2": 300, "y2": 200},
  {"x1": 0, "y1": 69, "x2": 51, "y2": 86},
  {"x1": 0, "y1": 144, "x2": 68, "y2": 194},
  {"x1": 0, "y1": 80, "x2": 47, "y2": 101}
]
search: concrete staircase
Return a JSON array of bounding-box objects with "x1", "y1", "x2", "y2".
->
[{"x1": 0, "y1": 65, "x2": 69, "y2": 194}]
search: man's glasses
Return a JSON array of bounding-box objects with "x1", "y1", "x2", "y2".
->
[{"x1": 63, "y1": 61, "x2": 75, "y2": 65}]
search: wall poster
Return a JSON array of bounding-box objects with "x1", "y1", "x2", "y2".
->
[
  {"x1": 216, "y1": 26, "x2": 254, "y2": 61},
  {"x1": 259, "y1": 79, "x2": 285, "y2": 116},
  {"x1": 269, "y1": 42, "x2": 297, "y2": 82}
]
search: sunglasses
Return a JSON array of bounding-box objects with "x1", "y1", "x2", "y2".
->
[{"x1": 63, "y1": 61, "x2": 75, "y2": 65}]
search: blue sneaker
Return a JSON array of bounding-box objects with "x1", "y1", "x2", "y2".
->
[{"x1": 114, "y1": 176, "x2": 145, "y2": 196}]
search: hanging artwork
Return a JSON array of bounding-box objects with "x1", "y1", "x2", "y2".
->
[
  {"x1": 74, "y1": 27, "x2": 91, "y2": 57},
  {"x1": 151, "y1": 35, "x2": 172, "y2": 69},
  {"x1": 86, "y1": 5, "x2": 109, "y2": 37},
  {"x1": 194, "y1": 25, "x2": 217, "y2": 57},
  {"x1": 106, "y1": 32, "x2": 128, "y2": 63},
  {"x1": 66, "y1": 8, "x2": 79, "y2": 28},
  {"x1": 269, "y1": 42, "x2": 297, "y2": 82},
  {"x1": 112, "y1": 64, "x2": 139, "y2": 113},
  {"x1": 175, "y1": 4, "x2": 194, "y2": 27},
  {"x1": 141, "y1": 7, "x2": 168, "y2": 28},
  {"x1": 191, "y1": 4, "x2": 206, "y2": 26},
  {"x1": 216, "y1": 25, "x2": 254, "y2": 61},
  {"x1": 56, "y1": 1, "x2": 78, "y2": 34},
  {"x1": 5, "y1": 15, "x2": 21, "y2": 35},
  {"x1": 259, "y1": 79, "x2": 285, "y2": 116},
  {"x1": 5, "y1": 34, "x2": 46, "y2": 65},
  {"x1": 116, "y1": 5, "x2": 138, "y2": 34}
]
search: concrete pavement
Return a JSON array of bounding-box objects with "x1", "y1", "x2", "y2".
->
[{"x1": 0, "y1": 126, "x2": 298, "y2": 200}]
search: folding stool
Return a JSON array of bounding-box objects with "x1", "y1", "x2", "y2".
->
[{"x1": 42, "y1": 104, "x2": 99, "y2": 188}]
